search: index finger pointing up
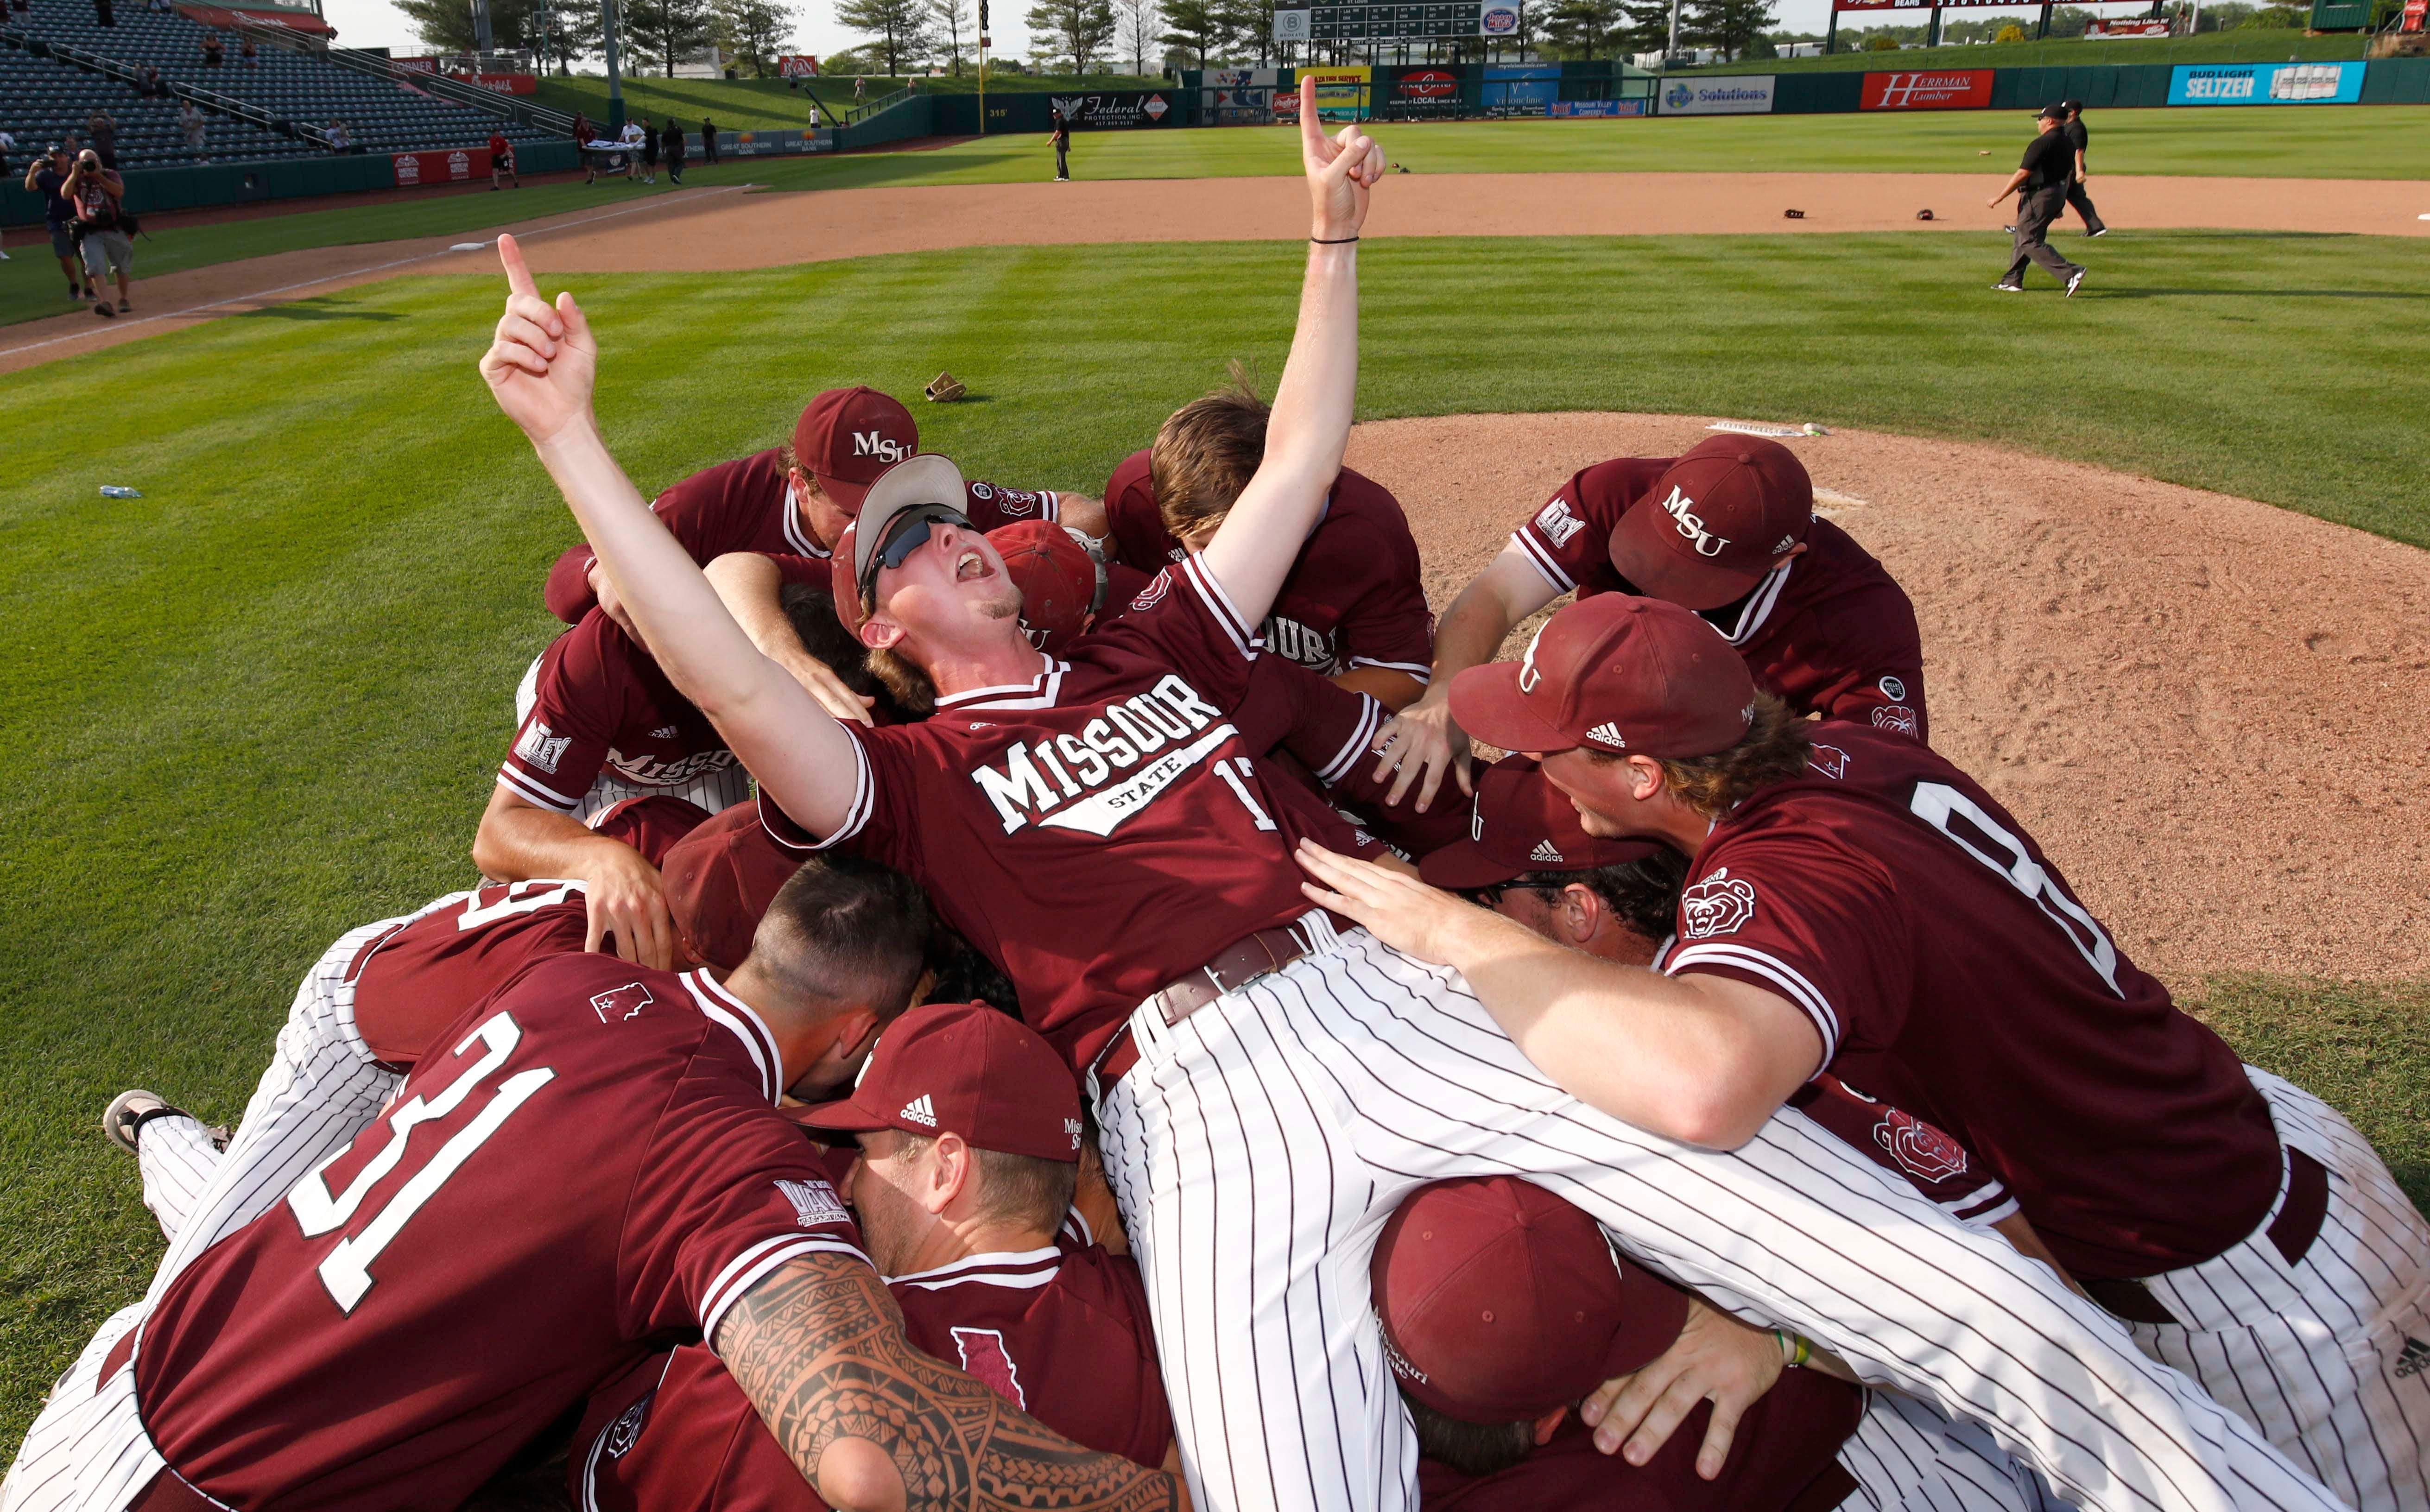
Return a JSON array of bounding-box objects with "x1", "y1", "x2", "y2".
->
[
  {"x1": 1298, "y1": 76, "x2": 1325, "y2": 154},
  {"x1": 498, "y1": 232, "x2": 539, "y2": 301}
]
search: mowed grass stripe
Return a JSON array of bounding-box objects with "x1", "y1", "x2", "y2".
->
[
  {"x1": 9, "y1": 105, "x2": 2430, "y2": 329},
  {"x1": 0, "y1": 229, "x2": 2424, "y2": 1436}
]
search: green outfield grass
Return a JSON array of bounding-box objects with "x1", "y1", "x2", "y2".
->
[
  {"x1": 1, "y1": 228, "x2": 2426, "y2": 1442},
  {"x1": 7, "y1": 103, "x2": 2421, "y2": 330},
  {"x1": 1687, "y1": 28, "x2": 2371, "y2": 73}
]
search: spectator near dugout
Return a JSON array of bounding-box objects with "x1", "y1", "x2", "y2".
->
[
  {"x1": 699, "y1": 115, "x2": 718, "y2": 162},
  {"x1": 26, "y1": 146, "x2": 94, "y2": 302},
  {"x1": 488, "y1": 128, "x2": 519, "y2": 189},
  {"x1": 660, "y1": 118, "x2": 684, "y2": 184},
  {"x1": 178, "y1": 100, "x2": 208, "y2": 159}
]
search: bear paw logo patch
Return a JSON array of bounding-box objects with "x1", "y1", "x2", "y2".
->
[
  {"x1": 1679, "y1": 868, "x2": 1757, "y2": 939},
  {"x1": 1874, "y1": 1108, "x2": 1967, "y2": 1183},
  {"x1": 1872, "y1": 705, "x2": 1919, "y2": 738}
]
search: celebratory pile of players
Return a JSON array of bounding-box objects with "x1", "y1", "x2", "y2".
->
[{"x1": 9, "y1": 81, "x2": 2427, "y2": 1512}]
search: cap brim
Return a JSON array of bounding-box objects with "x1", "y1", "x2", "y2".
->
[
  {"x1": 1447, "y1": 664, "x2": 1580, "y2": 757},
  {"x1": 852, "y1": 455, "x2": 970, "y2": 590},
  {"x1": 813, "y1": 470, "x2": 875, "y2": 512},
  {"x1": 1607, "y1": 506, "x2": 1767, "y2": 614},
  {"x1": 788, "y1": 1095, "x2": 895, "y2": 1136},
  {"x1": 1418, "y1": 841, "x2": 1525, "y2": 892}
]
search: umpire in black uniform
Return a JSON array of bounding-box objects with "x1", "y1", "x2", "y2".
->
[
  {"x1": 1989, "y1": 104, "x2": 2087, "y2": 296},
  {"x1": 2061, "y1": 101, "x2": 2107, "y2": 236}
]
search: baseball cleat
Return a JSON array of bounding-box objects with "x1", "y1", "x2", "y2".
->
[
  {"x1": 104, "y1": 1089, "x2": 176, "y2": 1152},
  {"x1": 2065, "y1": 269, "x2": 2087, "y2": 297},
  {"x1": 1992, "y1": 283, "x2": 2025, "y2": 293},
  {"x1": 2087, "y1": 228, "x2": 2108, "y2": 237}
]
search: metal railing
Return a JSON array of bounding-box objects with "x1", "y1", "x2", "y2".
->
[
  {"x1": 215, "y1": 11, "x2": 574, "y2": 132},
  {"x1": 0, "y1": 24, "x2": 328, "y2": 145},
  {"x1": 838, "y1": 83, "x2": 916, "y2": 124}
]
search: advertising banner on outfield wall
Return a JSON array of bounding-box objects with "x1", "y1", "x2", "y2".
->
[
  {"x1": 2082, "y1": 17, "x2": 2172, "y2": 34},
  {"x1": 1485, "y1": 64, "x2": 1561, "y2": 112},
  {"x1": 1861, "y1": 70, "x2": 1993, "y2": 108},
  {"x1": 1548, "y1": 98, "x2": 1648, "y2": 115},
  {"x1": 1293, "y1": 66, "x2": 1373, "y2": 120},
  {"x1": 392, "y1": 148, "x2": 487, "y2": 185},
  {"x1": 1049, "y1": 92, "x2": 1181, "y2": 127},
  {"x1": 1658, "y1": 76, "x2": 1776, "y2": 113},
  {"x1": 777, "y1": 54, "x2": 819, "y2": 76},
  {"x1": 2167, "y1": 61, "x2": 2364, "y2": 104}
]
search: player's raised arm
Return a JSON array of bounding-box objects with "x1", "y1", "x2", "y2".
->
[
  {"x1": 478, "y1": 236, "x2": 861, "y2": 840},
  {"x1": 717, "y1": 1251, "x2": 1180, "y2": 1512},
  {"x1": 1196, "y1": 77, "x2": 1383, "y2": 630}
]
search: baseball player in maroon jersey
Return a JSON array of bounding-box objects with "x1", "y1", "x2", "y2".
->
[
  {"x1": 476, "y1": 92, "x2": 2345, "y2": 1512},
  {"x1": 95, "y1": 797, "x2": 714, "y2": 1302},
  {"x1": 6, "y1": 870, "x2": 1180, "y2": 1512},
  {"x1": 542, "y1": 386, "x2": 1107, "y2": 628},
  {"x1": 1308, "y1": 591, "x2": 2430, "y2": 1511},
  {"x1": 1371, "y1": 436, "x2": 1925, "y2": 812},
  {"x1": 572, "y1": 1002, "x2": 1176, "y2": 1512},
  {"x1": 1101, "y1": 380, "x2": 1434, "y2": 710}
]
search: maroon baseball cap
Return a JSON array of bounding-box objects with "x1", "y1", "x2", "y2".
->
[
  {"x1": 795, "y1": 1000, "x2": 1083, "y2": 1164},
  {"x1": 1448, "y1": 595, "x2": 1756, "y2": 761},
  {"x1": 1418, "y1": 757, "x2": 1660, "y2": 892},
  {"x1": 793, "y1": 387, "x2": 919, "y2": 512},
  {"x1": 660, "y1": 800, "x2": 806, "y2": 973},
  {"x1": 991, "y1": 521, "x2": 1103, "y2": 655},
  {"x1": 1608, "y1": 436, "x2": 1813, "y2": 612},
  {"x1": 588, "y1": 794, "x2": 713, "y2": 868},
  {"x1": 829, "y1": 520, "x2": 868, "y2": 635},
  {"x1": 1374, "y1": 1177, "x2": 1690, "y2": 1422}
]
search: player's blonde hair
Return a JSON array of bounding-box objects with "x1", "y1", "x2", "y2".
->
[
  {"x1": 1587, "y1": 692, "x2": 1811, "y2": 823},
  {"x1": 888, "y1": 1132, "x2": 1079, "y2": 1232}
]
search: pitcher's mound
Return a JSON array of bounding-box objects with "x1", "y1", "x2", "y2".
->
[{"x1": 1346, "y1": 413, "x2": 2430, "y2": 985}]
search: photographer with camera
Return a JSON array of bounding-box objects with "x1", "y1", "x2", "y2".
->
[
  {"x1": 63, "y1": 149, "x2": 134, "y2": 317},
  {"x1": 25, "y1": 145, "x2": 94, "y2": 303}
]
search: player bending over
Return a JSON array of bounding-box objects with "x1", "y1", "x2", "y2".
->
[
  {"x1": 478, "y1": 80, "x2": 2347, "y2": 1512},
  {"x1": 2, "y1": 873, "x2": 1176, "y2": 1512},
  {"x1": 1308, "y1": 592, "x2": 2430, "y2": 1512}
]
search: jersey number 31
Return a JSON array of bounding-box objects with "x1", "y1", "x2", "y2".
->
[{"x1": 287, "y1": 1011, "x2": 555, "y2": 1313}]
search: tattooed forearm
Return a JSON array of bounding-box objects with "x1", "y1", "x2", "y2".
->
[{"x1": 717, "y1": 1253, "x2": 1180, "y2": 1512}]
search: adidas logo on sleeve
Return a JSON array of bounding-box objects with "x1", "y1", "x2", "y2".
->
[
  {"x1": 1586, "y1": 722, "x2": 1628, "y2": 749},
  {"x1": 1529, "y1": 839, "x2": 1565, "y2": 865},
  {"x1": 899, "y1": 1094, "x2": 937, "y2": 1127}
]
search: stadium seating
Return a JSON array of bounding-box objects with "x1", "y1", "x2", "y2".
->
[
  {"x1": 6, "y1": 0, "x2": 559, "y2": 165},
  {"x1": 1, "y1": 39, "x2": 308, "y2": 167}
]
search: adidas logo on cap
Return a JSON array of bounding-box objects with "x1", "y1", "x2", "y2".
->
[
  {"x1": 1529, "y1": 839, "x2": 1565, "y2": 864},
  {"x1": 899, "y1": 1094, "x2": 937, "y2": 1127},
  {"x1": 1586, "y1": 721, "x2": 1628, "y2": 748}
]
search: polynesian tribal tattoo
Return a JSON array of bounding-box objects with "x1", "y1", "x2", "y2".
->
[{"x1": 718, "y1": 1252, "x2": 1179, "y2": 1512}]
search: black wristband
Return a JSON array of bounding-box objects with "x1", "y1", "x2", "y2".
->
[{"x1": 1310, "y1": 235, "x2": 1360, "y2": 245}]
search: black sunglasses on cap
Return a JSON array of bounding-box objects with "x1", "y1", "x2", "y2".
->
[{"x1": 858, "y1": 505, "x2": 974, "y2": 607}]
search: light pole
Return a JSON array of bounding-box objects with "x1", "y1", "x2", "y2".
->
[
  {"x1": 977, "y1": 0, "x2": 989, "y2": 134},
  {"x1": 602, "y1": 0, "x2": 626, "y2": 130}
]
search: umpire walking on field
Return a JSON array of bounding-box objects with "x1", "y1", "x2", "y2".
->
[
  {"x1": 1050, "y1": 107, "x2": 1071, "y2": 182},
  {"x1": 1989, "y1": 104, "x2": 2086, "y2": 297},
  {"x1": 2061, "y1": 100, "x2": 2107, "y2": 236}
]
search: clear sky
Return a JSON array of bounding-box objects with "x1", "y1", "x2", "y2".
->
[{"x1": 314, "y1": 0, "x2": 2152, "y2": 69}]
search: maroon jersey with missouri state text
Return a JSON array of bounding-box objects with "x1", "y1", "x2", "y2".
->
[
  {"x1": 547, "y1": 449, "x2": 1068, "y2": 622},
  {"x1": 1657, "y1": 721, "x2": 2278, "y2": 1279},
  {"x1": 572, "y1": 1241, "x2": 1171, "y2": 1512},
  {"x1": 1104, "y1": 449, "x2": 1434, "y2": 684},
  {"x1": 502, "y1": 609, "x2": 740, "y2": 816},
  {"x1": 1510, "y1": 458, "x2": 1928, "y2": 740},
  {"x1": 763, "y1": 556, "x2": 1392, "y2": 1074},
  {"x1": 132, "y1": 956, "x2": 867, "y2": 1512},
  {"x1": 1417, "y1": 1374, "x2": 1861, "y2": 1512}
]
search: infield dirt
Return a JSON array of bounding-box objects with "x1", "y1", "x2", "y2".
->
[{"x1": 1356, "y1": 412, "x2": 2430, "y2": 986}]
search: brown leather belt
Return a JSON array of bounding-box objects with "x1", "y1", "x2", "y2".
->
[
  {"x1": 1095, "y1": 924, "x2": 1313, "y2": 1090},
  {"x1": 2082, "y1": 1148, "x2": 2329, "y2": 1329}
]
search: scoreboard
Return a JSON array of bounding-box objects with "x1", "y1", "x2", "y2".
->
[{"x1": 1279, "y1": 1, "x2": 1497, "y2": 39}]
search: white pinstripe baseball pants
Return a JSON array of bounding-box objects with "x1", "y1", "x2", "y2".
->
[
  {"x1": 2130, "y1": 1068, "x2": 2430, "y2": 1512},
  {"x1": 1092, "y1": 930, "x2": 2347, "y2": 1512}
]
